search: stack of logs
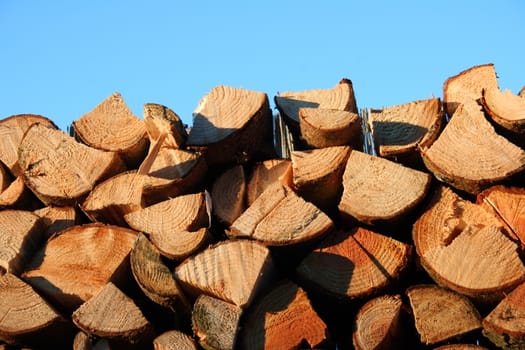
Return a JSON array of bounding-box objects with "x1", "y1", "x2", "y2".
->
[{"x1": 1, "y1": 63, "x2": 525, "y2": 350}]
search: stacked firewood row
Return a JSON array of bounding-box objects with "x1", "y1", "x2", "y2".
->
[{"x1": 0, "y1": 63, "x2": 524, "y2": 350}]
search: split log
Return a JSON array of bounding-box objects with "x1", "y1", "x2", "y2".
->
[
  {"x1": 420, "y1": 102, "x2": 525, "y2": 194},
  {"x1": 186, "y1": 85, "x2": 275, "y2": 166},
  {"x1": 34, "y1": 205, "x2": 78, "y2": 239},
  {"x1": 125, "y1": 192, "x2": 210, "y2": 260},
  {"x1": 130, "y1": 234, "x2": 191, "y2": 319},
  {"x1": 153, "y1": 330, "x2": 198, "y2": 350},
  {"x1": 230, "y1": 183, "x2": 334, "y2": 246},
  {"x1": 443, "y1": 63, "x2": 499, "y2": 118},
  {"x1": 72, "y1": 93, "x2": 149, "y2": 168},
  {"x1": 482, "y1": 281, "x2": 525, "y2": 349},
  {"x1": 246, "y1": 158, "x2": 292, "y2": 205},
  {"x1": 0, "y1": 176, "x2": 40, "y2": 210},
  {"x1": 238, "y1": 279, "x2": 330, "y2": 350},
  {"x1": 275, "y1": 79, "x2": 358, "y2": 135},
  {"x1": 211, "y1": 165, "x2": 246, "y2": 226},
  {"x1": 0, "y1": 114, "x2": 57, "y2": 176},
  {"x1": 144, "y1": 103, "x2": 187, "y2": 149},
  {"x1": 481, "y1": 87, "x2": 525, "y2": 135},
  {"x1": 433, "y1": 345, "x2": 489, "y2": 350},
  {"x1": 22, "y1": 223, "x2": 137, "y2": 313},
  {"x1": 296, "y1": 227, "x2": 412, "y2": 299},
  {"x1": 370, "y1": 97, "x2": 444, "y2": 163},
  {"x1": 72, "y1": 282, "x2": 155, "y2": 348},
  {"x1": 352, "y1": 294, "x2": 406, "y2": 350},
  {"x1": 18, "y1": 123, "x2": 126, "y2": 206},
  {"x1": 291, "y1": 145, "x2": 350, "y2": 212},
  {"x1": 406, "y1": 284, "x2": 482, "y2": 346},
  {"x1": 0, "y1": 273, "x2": 75, "y2": 348},
  {"x1": 338, "y1": 149, "x2": 432, "y2": 225},
  {"x1": 0, "y1": 210, "x2": 45, "y2": 276},
  {"x1": 174, "y1": 240, "x2": 274, "y2": 308},
  {"x1": 298, "y1": 108, "x2": 361, "y2": 149},
  {"x1": 0, "y1": 162, "x2": 10, "y2": 191},
  {"x1": 192, "y1": 294, "x2": 242, "y2": 350},
  {"x1": 72, "y1": 331, "x2": 92, "y2": 350}
]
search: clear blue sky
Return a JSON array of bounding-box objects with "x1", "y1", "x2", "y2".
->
[{"x1": 1, "y1": 1, "x2": 524, "y2": 131}]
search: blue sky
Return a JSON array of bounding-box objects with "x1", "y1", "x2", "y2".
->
[{"x1": 1, "y1": 1, "x2": 524, "y2": 131}]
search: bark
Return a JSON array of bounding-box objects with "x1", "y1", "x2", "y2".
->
[
  {"x1": 174, "y1": 240, "x2": 274, "y2": 308},
  {"x1": 246, "y1": 159, "x2": 292, "y2": 206},
  {"x1": 22, "y1": 223, "x2": 137, "y2": 313},
  {"x1": 296, "y1": 227, "x2": 412, "y2": 299},
  {"x1": 211, "y1": 165, "x2": 246, "y2": 226},
  {"x1": 72, "y1": 93, "x2": 149, "y2": 168},
  {"x1": 338, "y1": 149, "x2": 432, "y2": 225},
  {"x1": 186, "y1": 86, "x2": 275, "y2": 166},
  {"x1": 18, "y1": 123, "x2": 126, "y2": 206},
  {"x1": 237, "y1": 279, "x2": 330, "y2": 350},
  {"x1": 420, "y1": 102, "x2": 525, "y2": 195},
  {"x1": 153, "y1": 330, "x2": 198, "y2": 350},
  {"x1": 72, "y1": 282, "x2": 155, "y2": 348},
  {"x1": 143, "y1": 103, "x2": 187, "y2": 149},
  {"x1": 406, "y1": 284, "x2": 482, "y2": 346},
  {"x1": 443, "y1": 63, "x2": 499, "y2": 118},
  {"x1": 299, "y1": 107, "x2": 361, "y2": 149},
  {"x1": 192, "y1": 294, "x2": 242, "y2": 350},
  {"x1": 230, "y1": 183, "x2": 334, "y2": 246}
]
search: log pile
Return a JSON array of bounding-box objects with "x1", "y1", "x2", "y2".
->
[{"x1": 0, "y1": 63, "x2": 524, "y2": 350}]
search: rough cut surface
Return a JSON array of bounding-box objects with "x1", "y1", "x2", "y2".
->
[{"x1": 481, "y1": 87, "x2": 525, "y2": 134}]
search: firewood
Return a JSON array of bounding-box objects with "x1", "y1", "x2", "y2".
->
[
  {"x1": 338, "y1": 149, "x2": 432, "y2": 225},
  {"x1": 211, "y1": 165, "x2": 246, "y2": 226},
  {"x1": 186, "y1": 85, "x2": 274, "y2": 166},
  {"x1": 519, "y1": 86, "x2": 525, "y2": 98},
  {"x1": 291, "y1": 145, "x2": 350, "y2": 212},
  {"x1": 192, "y1": 294, "x2": 242, "y2": 350},
  {"x1": 443, "y1": 63, "x2": 499, "y2": 118},
  {"x1": 0, "y1": 162, "x2": 10, "y2": 191},
  {"x1": 433, "y1": 345, "x2": 489, "y2": 350},
  {"x1": 238, "y1": 279, "x2": 330, "y2": 349},
  {"x1": 298, "y1": 107, "x2": 361, "y2": 149},
  {"x1": 174, "y1": 240, "x2": 274, "y2": 308},
  {"x1": 420, "y1": 102, "x2": 525, "y2": 194},
  {"x1": 130, "y1": 234, "x2": 191, "y2": 318},
  {"x1": 0, "y1": 114, "x2": 57, "y2": 176},
  {"x1": 296, "y1": 227, "x2": 412, "y2": 299},
  {"x1": 370, "y1": 97, "x2": 444, "y2": 163},
  {"x1": 352, "y1": 294, "x2": 406, "y2": 350},
  {"x1": 72, "y1": 282, "x2": 155, "y2": 348},
  {"x1": 22, "y1": 223, "x2": 137, "y2": 313},
  {"x1": 406, "y1": 284, "x2": 482, "y2": 346},
  {"x1": 0, "y1": 176, "x2": 40, "y2": 210},
  {"x1": 482, "y1": 281, "x2": 525, "y2": 349},
  {"x1": 18, "y1": 123, "x2": 126, "y2": 206},
  {"x1": 0, "y1": 273, "x2": 75, "y2": 349},
  {"x1": 143, "y1": 103, "x2": 187, "y2": 149},
  {"x1": 72, "y1": 331, "x2": 92, "y2": 350},
  {"x1": 481, "y1": 86, "x2": 525, "y2": 137},
  {"x1": 230, "y1": 183, "x2": 334, "y2": 246},
  {"x1": 72, "y1": 93, "x2": 149, "y2": 168},
  {"x1": 153, "y1": 330, "x2": 198, "y2": 350},
  {"x1": 275, "y1": 79, "x2": 358, "y2": 134},
  {"x1": 246, "y1": 159, "x2": 292, "y2": 205},
  {"x1": 0, "y1": 210, "x2": 45, "y2": 276},
  {"x1": 34, "y1": 205, "x2": 78, "y2": 239}
]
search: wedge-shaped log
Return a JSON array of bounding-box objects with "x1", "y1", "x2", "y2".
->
[
  {"x1": 292, "y1": 146, "x2": 350, "y2": 212},
  {"x1": 482, "y1": 281, "x2": 525, "y2": 349},
  {"x1": 420, "y1": 103, "x2": 525, "y2": 194},
  {"x1": 0, "y1": 273, "x2": 74, "y2": 348},
  {"x1": 238, "y1": 279, "x2": 330, "y2": 350},
  {"x1": 186, "y1": 85, "x2": 274, "y2": 166},
  {"x1": 406, "y1": 284, "x2": 482, "y2": 346},
  {"x1": 339, "y1": 149, "x2": 432, "y2": 225},
  {"x1": 443, "y1": 63, "x2": 499, "y2": 118},
  {"x1": 0, "y1": 114, "x2": 57, "y2": 176},
  {"x1": 230, "y1": 183, "x2": 334, "y2": 246},
  {"x1": 144, "y1": 103, "x2": 187, "y2": 149},
  {"x1": 153, "y1": 330, "x2": 198, "y2": 350},
  {"x1": 192, "y1": 294, "x2": 242, "y2": 350},
  {"x1": 0, "y1": 210, "x2": 44, "y2": 276},
  {"x1": 18, "y1": 123, "x2": 125, "y2": 206},
  {"x1": 34, "y1": 205, "x2": 78, "y2": 239},
  {"x1": 72, "y1": 282, "x2": 155, "y2": 348},
  {"x1": 211, "y1": 165, "x2": 246, "y2": 226},
  {"x1": 299, "y1": 108, "x2": 361, "y2": 149},
  {"x1": 130, "y1": 234, "x2": 191, "y2": 319},
  {"x1": 0, "y1": 176, "x2": 39, "y2": 210},
  {"x1": 23, "y1": 223, "x2": 137, "y2": 313},
  {"x1": 370, "y1": 97, "x2": 444, "y2": 161},
  {"x1": 296, "y1": 227, "x2": 411, "y2": 299},
  {"x1": 352, "y1": 294, "x2": 406, "y2": 350},
  {"x1": 72, "y1": 93, "x2": 149, "y2": 167},
  {"x1": 247, "y1": 159, "x2": 292, "y2": 205},
  {"x1": 481, "y1": 86, "x2": 525, "y2": 136},
  {"x1": 174, "y1": 240, "x2": 274, "y2": 308}
]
